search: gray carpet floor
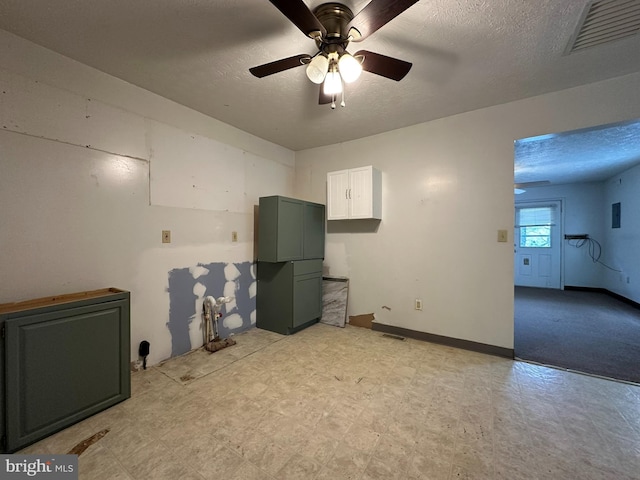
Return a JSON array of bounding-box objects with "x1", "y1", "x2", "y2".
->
[{"x1": 514, "y1": 286, "x2": 640, "y2": 384}]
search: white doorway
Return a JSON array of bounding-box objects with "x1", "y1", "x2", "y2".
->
[{"x1": 514, "y1": 200, "x2": 562, "y2": 289}]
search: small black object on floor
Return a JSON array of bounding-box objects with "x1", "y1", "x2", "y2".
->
[{"x1": 138, "y1": 340, "x2": 150, "y2": 370}]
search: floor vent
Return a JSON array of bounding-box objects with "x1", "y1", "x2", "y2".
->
[
  {"x1": 381, "y1": 333, "x2": 406, "y2": 341},
  {"x1": 567, "y1": 0, "x2": 640, "y2": 53}
]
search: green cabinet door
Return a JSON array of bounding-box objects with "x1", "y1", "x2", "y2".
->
[
  {"x1": 303, "y1": 202, "x2": 325, "y2": 259},
  {"x1": 256, "y1": 262, "x2": 294, "y2": 335},
  {"x1": 258, "y1": 196, "x2": 304, "y2": 262},
  {"x1": 293, "y1": 272, "x2": 322, "y2": 328}
]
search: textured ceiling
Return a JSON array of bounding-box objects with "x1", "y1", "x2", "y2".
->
[
  {"x1": 515, "y1": 119, "x2": 640, "y2": 186},
  {"x1": 1, "y1": 0, "x2": 640, "y2": 181}
]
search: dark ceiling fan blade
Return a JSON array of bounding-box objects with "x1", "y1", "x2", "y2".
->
[
  {"x1": 269, "y1": 0, "x2": 326, "y2": 39},
  {"x1": 355, "y1": 50, "x2": 412, "y2": 81},
  {"x1": 347, "y1": 0, "x2": 419, "y2": 41},
  {"x1": 250, "y1": 54, "x2": 310, "y2": 78},
  {"x1": 319, "y1": 86, "x2": 331, "y2": 105},
  {"x1": 514, "y1": 181, "x2": 551, "y2": 188}
]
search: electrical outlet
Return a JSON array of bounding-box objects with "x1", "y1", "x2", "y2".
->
[
  {"x1": 232, "y1": 231, "x2": 238, "y2": 242},
  {"x1": 162, "y1": 230, "x2": 171, "y2": 243},
  {"x1": 415, "y1": 299, "x2": 423, "y2": 310}
]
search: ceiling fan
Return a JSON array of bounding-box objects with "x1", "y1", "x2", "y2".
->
[
  {"x1": 250, "y1": 0, "x2": 419, "y2": 108},
  {"x1": 514, "y1": 181, "x2": 550, "y2": 194}
]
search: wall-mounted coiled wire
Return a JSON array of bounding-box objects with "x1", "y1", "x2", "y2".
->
[{"x1": 567, "y1": 237, "x2": 622, "y2": 272}]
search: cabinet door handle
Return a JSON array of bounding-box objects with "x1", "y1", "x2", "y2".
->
[
  {"x1": 345, "y1": 189, "x2": 348, "y2": 200},
  {"x1": 349, "y1": 189, "x2": 352, "y2": 199}
]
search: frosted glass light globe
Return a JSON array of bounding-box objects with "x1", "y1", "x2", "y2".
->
[
  {"x1": 338, "y1": 53, "x2": 362, "y2": 83},
  {"x1": 323, "y1": 70, "x2": 343, "y2": 95},
  {"x1": 306, "y1": 55, "x2": 329, "y2": 84}
]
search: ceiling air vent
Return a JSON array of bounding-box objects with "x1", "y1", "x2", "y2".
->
[{"x1": 567, "y1": 0, "x2": 640, "y2": 53}]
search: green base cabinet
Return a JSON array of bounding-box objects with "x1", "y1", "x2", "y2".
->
[
  {"x1": 257, "y1": 260, "x2": 323, "y2": 335},
  {"x1": 0, "y1": 289, "x2": 130, "y2": 453}
]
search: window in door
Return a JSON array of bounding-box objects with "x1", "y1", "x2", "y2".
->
[
  {"x1": 516, "y1": 206, "x2": 556, "y2": 248},
  {"x1": 519, "y1": 225, "x2": 551, "y2": 248}
]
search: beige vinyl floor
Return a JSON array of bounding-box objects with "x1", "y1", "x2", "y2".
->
[{"x1": 20, "y1": 323, "x2": 640, "y2": 479}]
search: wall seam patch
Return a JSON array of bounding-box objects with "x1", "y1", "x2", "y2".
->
[{"x1": 0, "y1": 127, "x2": 149, "y2": 164}]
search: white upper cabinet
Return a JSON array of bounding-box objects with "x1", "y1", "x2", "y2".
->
[{"x1": 327, "y1": 166, "x2": 381, "y2": 220}]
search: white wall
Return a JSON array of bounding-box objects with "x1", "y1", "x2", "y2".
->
[
  {"x1": 0, "y1": 30, "x2": 295, "y2": 365},
  {"x1": 515, "y1": 183, "x2": 605, "y2": 288},
  {"x1": 295, "y1": 72, "x2": 640, "y2": 350},
  {"x1": 602, "y1": 163, "x2": 640, "y2": 303}
]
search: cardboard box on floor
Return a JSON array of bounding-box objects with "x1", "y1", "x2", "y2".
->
[{"x1": 348, "y1": 313, "x2": 374, "y2": 329}]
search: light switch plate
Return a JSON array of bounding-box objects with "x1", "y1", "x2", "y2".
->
[
  {"x1": 162, "y1": 230, "x2": 171, "y2": 243},
  {"x1": 498, "y1": 230, "x2": 508, "y2": 242}
]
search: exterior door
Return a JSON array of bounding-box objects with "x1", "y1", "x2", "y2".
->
[{"x1": 514, "y1": 201, "x2": 562, "y2": 289}]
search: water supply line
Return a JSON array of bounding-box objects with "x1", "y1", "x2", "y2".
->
[{"x1": 202, "y1": 295, "x2": 237, "y2": 353}]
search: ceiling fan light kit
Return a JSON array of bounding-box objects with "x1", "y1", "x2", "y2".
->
[
  {"x1": 306, "y1": 54, "x2": 329, "y2": 83},
  {"x1": 337, "y1": 52, "x2": 362, "y2": 83},
  {"x1": 324, "y1": 69, "x2": 343, "y2": 95},
  {"x1": 250, "y1": 0, "x2": 418, "y2": 109}
]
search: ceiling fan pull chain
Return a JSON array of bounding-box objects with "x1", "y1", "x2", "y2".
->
[
  {"x1": 331, "y1": 94, "x2": 336, "y2": 109},
  {"x1": 341, "y1": 89, "x2": 346, "y2": 108}
]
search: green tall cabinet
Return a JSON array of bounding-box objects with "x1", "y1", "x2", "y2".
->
[{"x1": 257, "y1": 196, "x2": 325, "y2": 335}]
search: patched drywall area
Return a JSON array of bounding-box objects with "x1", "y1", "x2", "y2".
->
[
  {"x1": 148, "y1": 120, "x2": 246, "y2": 212},
  {"x1": 167, "y1": 262, "x2": 256, "y2": 356}
]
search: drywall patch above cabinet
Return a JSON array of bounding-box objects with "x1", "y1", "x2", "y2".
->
[
  {"x1": 148, "y1": 120, "x2": 244, "y2": 212},
  {"x1": 327, "y1": 166, "x2": 381, "y2": 220}
]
